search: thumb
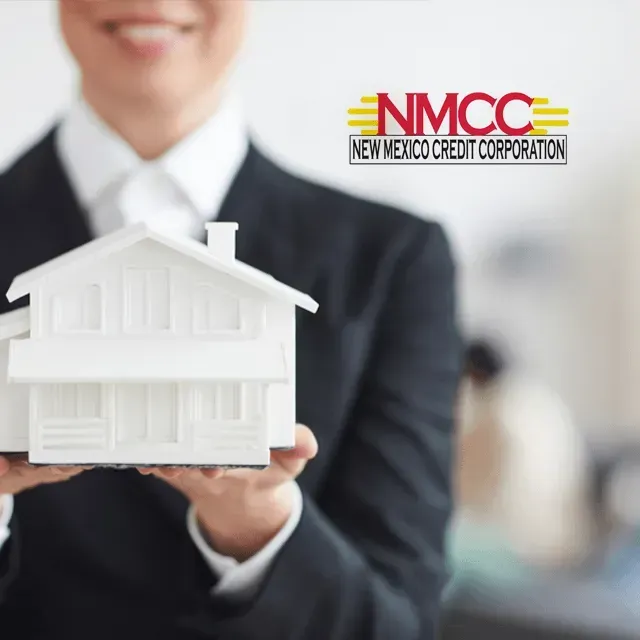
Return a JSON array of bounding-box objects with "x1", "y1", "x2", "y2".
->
[
  {"x1": 271, "y1": 424, "x2": 318, "y2": 477},
  {"x1": 283, "y1": 424, "x2": 318, "y2": 460}
]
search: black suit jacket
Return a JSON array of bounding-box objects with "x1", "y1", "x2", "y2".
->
[{"x1": 0, "y1": 132, "x2": 462, "y2": 640}]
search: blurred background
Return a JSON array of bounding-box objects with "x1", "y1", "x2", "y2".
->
[{"x1": 1, "y1": 1, "x2": 640, "y2": 637}]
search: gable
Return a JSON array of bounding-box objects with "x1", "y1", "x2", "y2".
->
[
  {"x1": 41, "y1": 239, "x2": 274, "y2": 304},
  {"x1": 6, "y1": 223, "x2": 318, "y2": 313}
]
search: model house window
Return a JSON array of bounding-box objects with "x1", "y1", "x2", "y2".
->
[
  {"x1": 196, "y1": 383, "x2": 244, "y2": 421},
  {"x1": 116, "y1": 384, "x2": 178, "y2": 443},
  {"x1": 52, "y1": 284, "x2": 102, "y2": 333},
  {"x1": 40, "y1": 384, "x2": 102, "y2": 420},
  {"x1": 192, "y1": 284, "x2": 241, "y2": 333},
  {"x1": 125, "y1": 267, "x2": 171, "y2": 331}
]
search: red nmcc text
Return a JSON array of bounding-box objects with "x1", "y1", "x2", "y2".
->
[{"x1": 377, "y1": 92, "x2": 535, "y2": 137}]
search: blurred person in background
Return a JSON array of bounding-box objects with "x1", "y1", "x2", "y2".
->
[
  {"x1": 455, "y1": 341, "x2": 505, "y2": 522},
  {"x1": 450, "y1": 340, "x2": 516, "y2": 581},
  {"x1": 0, "y1": 1, "x2": 461, "y2": 639},
  {"x1": 455, "y1": 339, "x2": 593, "y2": 572}
]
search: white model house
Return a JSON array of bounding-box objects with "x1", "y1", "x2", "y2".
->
[{"x1": 0, "y1": 222, "x2": 318, "y2": 468}]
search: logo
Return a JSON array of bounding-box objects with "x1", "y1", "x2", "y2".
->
[{"x1": 347, "y1": 92, "x2": 568, "y2": 165}]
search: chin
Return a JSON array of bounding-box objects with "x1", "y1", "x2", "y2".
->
[{"x1": 106, "y1": 70, "x2": 184, "y2": 103}]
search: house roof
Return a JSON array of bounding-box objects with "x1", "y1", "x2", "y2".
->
[
  {"x1": 0, "y1": 307, "x2": 30, "y2": 341},
  {"x1": 9, "y1": 339, "x2": 290, "y2": 383},
  {"x1": 6, "y1": 223, "x2": 319, "y2": 313}
]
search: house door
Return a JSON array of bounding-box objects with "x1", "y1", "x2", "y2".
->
[{"x1": 116, "y1": 384, "x2": 178, "y2": 444}]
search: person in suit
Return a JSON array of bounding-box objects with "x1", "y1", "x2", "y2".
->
[{"x1": 0, "y1": 1, "x2": 462, "y2": 638}]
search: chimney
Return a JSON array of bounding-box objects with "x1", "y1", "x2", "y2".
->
[{"x1": 205, "y1": 222, "x2": 238, "y2": 261}]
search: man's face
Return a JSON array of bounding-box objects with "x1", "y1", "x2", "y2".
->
[{"x1": 59, "y1": 0, "x2": 246, "y2": 106}]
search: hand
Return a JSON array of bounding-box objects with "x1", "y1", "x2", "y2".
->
[
  {"x1": 0, "y1": 456, "x2": 86, "y2": 513},
  {"x1": 139, "y1": 424, "x2": 318, "y2": 561}
]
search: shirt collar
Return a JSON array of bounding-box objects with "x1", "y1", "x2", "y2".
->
[{"x1": 55, "y1": 95, "x2": 249, "y2": 220}]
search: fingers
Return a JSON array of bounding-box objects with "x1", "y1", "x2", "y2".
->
[
  {"x1": 50, "y1": 466, "x2": 84, "y2": 476},
  {"x1": 138, "y1": 466, "x2": 185, "y2": 479},
  {"x1": 202, "y1": 468, "x2": 225, "y2": 479},
  {"x1": 26, "y1": 465, "x2": 85, "y2": 482},
  {"x1": 1, "y1": 459, "x2": 83, "y2": 478},
  {"x1": 154, "y1": 467, "x2": 183, "y2": 479},
  {"x1": 137, "y1": 466, "x2": 225, "y2": 480},
  {"x1": 0, "y1": 461, "x2": 88, "y2": 496}
]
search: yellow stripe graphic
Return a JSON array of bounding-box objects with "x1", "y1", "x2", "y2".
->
[
  {"x1": 529, "y1": 128, "x2": 548, "y2": 135},
  {"x1": 532, "y1": 97, "x2": 549, "y2": 104},
  {"x1": 347, "y1": 97, "x2": 379, "y2": 134},
  {"x1": 533, "y1": 119, "x2": 568, "y2": 127},
  {"x1": 348, "y1": 120, "x2": 378, "y2": 127},
  {"x1": 533, "y1": 107, "x2": 569, "y2": 115}
]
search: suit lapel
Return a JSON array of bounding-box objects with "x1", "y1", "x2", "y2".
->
[
  {"x1": 214, "y1": 144, "x2": 324, "y2": 300},
  {"x1": 214, "y1": 144, "x2": 265, "y2": 262},
  {"x1": 27, "y1": 130, "x2": 93, "y2": 247},
  {"x1": 0, "y1": 130, "x2": 93, "y2": 314}
]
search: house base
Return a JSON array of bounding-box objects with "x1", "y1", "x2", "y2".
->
[
  {"x1": 28, "y1": 462, "x2": 269, "y2": 470},
  {"x1": 27, "y1": 447, "x2": 271, "y2": 468},
  {"x1": 0, "y1": 452, "x2": 271, "y2": 470}
]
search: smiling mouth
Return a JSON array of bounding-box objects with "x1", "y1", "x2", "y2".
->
[{"x1": 103, "y1": 21, "x2": 196, "y2": 40}]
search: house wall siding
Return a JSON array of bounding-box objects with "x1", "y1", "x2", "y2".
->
[{"x1": 35, "y1": 240, "x2": 273, "y2": 340}]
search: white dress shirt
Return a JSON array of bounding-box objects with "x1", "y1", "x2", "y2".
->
[{"x1": 0, "y1": 97, "x2": 303, "y2": 598}]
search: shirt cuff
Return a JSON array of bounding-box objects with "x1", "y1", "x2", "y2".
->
[
  {"x1": 0, "y1": 495, "x2": 14, "y2": 550},
  {"x1": 186, "y1": 481, "x2": 303, "y2": 599}
]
